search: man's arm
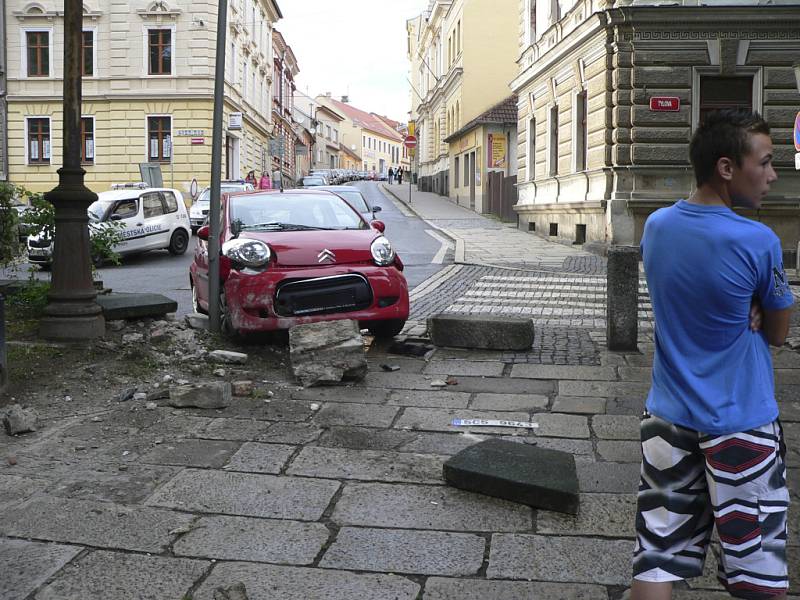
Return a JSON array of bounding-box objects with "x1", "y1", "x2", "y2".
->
[{"x1": 762, "y1": 306, "x2": 792, "y2": 347}]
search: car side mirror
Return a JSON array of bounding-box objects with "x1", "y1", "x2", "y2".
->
[
  {"x1": 197, "y1": 225, "x2": 210, "y2": 240},
  {"x1": 110, "y1": 214, "x2": 123, "y2": 221},
  {"x1": 371, "y1": 220, "x2": 385, "y2": 233},
  {"x1": 372, "y1": 205, "x2": 382, "y2": 213}
]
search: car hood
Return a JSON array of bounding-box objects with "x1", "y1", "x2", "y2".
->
[{"x1": 239, "y1": 229, "x2": 380, "y2": 267}]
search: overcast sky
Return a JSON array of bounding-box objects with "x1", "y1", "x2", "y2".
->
[{"x1": 277, "y1": 0, "x2": 429, "y2": 123}]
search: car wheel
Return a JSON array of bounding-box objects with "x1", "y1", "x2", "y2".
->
[
  {"x1": 191, "y1": 280, "x2": 207, "y2": 315},
  {"x1": 219, "y1": 288, "x2": 238, "y2": 338},
  {"x1": 168, "y1": 229, "x2": 189, "y2": 255},
  {"x1": 367, "y1": 319, "x2": 405, "y2": 338}
]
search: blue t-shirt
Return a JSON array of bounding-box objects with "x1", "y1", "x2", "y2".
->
[{"x1": 641, "y1": 200, "x2": 794, "y2": 435}]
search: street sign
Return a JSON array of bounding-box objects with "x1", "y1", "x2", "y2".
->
[
  {"x1": 403, "y1": 135, "x2": 417, "y2": 149},
  {"x1": 649, "y1": 97, "x2": 680, "y2": 112}
]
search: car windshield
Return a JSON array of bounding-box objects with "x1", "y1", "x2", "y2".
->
[
  {"x1": 196, "y1": 186, "x2": 246, "y2": 203},
  {"x1": 87, "y1": 199, "x2": 115, "y2": 222},
  {"x1": 229, "y1": 193, "x2": 367, "y2": 231},
  {"x1": 333, "y1": 190, "x2": 369, "y2": 213}
]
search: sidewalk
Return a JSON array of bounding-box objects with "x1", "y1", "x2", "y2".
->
[{"x1": 381, "y1": 183, "x2": 606, "y2": 275}]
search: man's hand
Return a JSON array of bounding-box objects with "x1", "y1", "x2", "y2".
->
[{"x1": 750, "y1": 298, "x2": 763, "y2": 332}]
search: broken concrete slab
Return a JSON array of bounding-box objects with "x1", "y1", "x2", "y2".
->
[
  {"x1": 3, "y1": 405, "x2": 39, "y2": 435},
  {"x1": 95, "y1": 292, "x2": 177, "y2": 320},
  {"x1": 168, "y1": 382, "x2": 232, "y2": 409},
  {"x1": 443, "y1": 438, "x2": 579, "y2": 515},
  {"x1": 185, "y1": 313, "x2": 210, "y2": 330},
  {"x1": 289, "y1": 320, "x2": 367, "y2": 387},
  {"x1": 208, "y1": 350, "x2": 248, "y2": 365},
  {"x1": 428, "y1": 313, "x2": 534, "y2": 351}
]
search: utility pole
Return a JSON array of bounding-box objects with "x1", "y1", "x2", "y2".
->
[
  {"x1": 208, "y1": 0, "x2": 228, "y2": 333},
  {"x1": 39, "y1": 0, "x2": 104, "y2": 340}
]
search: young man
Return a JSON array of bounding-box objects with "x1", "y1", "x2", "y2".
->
[{"x1": 632, "y1": 109, "x2": 793, "y2": 600}]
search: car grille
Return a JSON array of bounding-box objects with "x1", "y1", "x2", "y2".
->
[
  {"x1": 274, "y1": 274, "x2": 372, "y2": 317},
  {"x1": 28, "y1": 238, "x2": 51, "y2": 248}
]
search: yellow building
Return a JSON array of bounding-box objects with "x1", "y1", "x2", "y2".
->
[
  {"x1": 5, "y1": 0, "x2": 282, "y2": 195},
  {"x1": 407, "y1": 0, "x2": 518, "y2": 210}
]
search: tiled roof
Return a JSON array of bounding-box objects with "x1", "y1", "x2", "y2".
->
[
  {"x1": 443, "y1": 94, "x2": 518, "y2": 143},
  {"x1": 322, "y1": 98, "x2": 404, "y2": 142}
]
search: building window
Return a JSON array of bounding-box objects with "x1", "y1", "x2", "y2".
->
[
  {"x1": 699, "y1": 76, "x2": 753, "y2": 125},
  {"x1": 229, "y1": 41, "x2": 236, "y2": 82},
  {"x1": 528, "y1": 117, "x2": 535, "y2": 181},
  {"x1": 454, "y1": 156, "x2": 460, "y2": 188},
  {"x1": 26, "y1": 31, "x2": 50, "y2": 77},
  {"x1": 242, "y1": 61, "x2": 248, "y2": 98},
  {"x1": 81, "y1": 117, "x2": 94, "y2": 164},
  {"x1": 82, "y1": 30, "x2": 94, "y2": 76},
  {"x1": 456, "y1": 20, "x2": 461, "y2": 52},
  {"x1": 147, "y1": 116, "x2": 172, "y2": 163},
  {"x1": 548, "y1": 105, "x2": 559, "y2": 176},
  {"x1": 148, "y1": 29, "x2": 172, "y2": 75},
  {"x1": 27, "y1": 118, "x2": 50, "y2": 164},
  {"x1": 574, "y1": 91, "x2": 587, "y2": 172}
]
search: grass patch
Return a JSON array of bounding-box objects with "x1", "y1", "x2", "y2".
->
[
  {"x1": 4, "y1": 280, "x2": 50, "y2": 339},
  {"x1": 7, "y1": 343, "x2": 64, "y2": 384}
]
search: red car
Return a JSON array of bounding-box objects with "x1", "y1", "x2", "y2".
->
[{"x1": 190, "y1": 189, "x2": 409, "y2": 338}]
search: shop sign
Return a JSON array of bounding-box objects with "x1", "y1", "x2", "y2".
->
[
  {"x1": 488, "y1": 133, "x2": 507, "y2": 169},
  {"x1": 229, "y1": 112, "x2": 243, "y2": 129}
]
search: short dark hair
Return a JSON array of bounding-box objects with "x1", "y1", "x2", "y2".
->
[{"x1": 689, "y1": 109, "x2": 770, "y2": 187}]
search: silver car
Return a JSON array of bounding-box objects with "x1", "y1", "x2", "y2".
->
[
  {"x1": 189, "y1": 180, "x2": 254, "y2": 232},
  {"x1": 314, "y1": 186, "x2": 382, "y2": 221}
]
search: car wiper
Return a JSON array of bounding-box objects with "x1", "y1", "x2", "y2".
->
[{"x1": 241, "y1": 222, "x2": 327, "y2": 231}]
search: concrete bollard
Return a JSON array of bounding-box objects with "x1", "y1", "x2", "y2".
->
[{"x1": 607, "y1": 245, "x2": 639, "y2": 351}]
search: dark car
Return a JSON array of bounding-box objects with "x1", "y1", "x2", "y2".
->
[
  {"x1": 314, "y1": 186, "x2": 382, "y2": 221},
  {"x1": 189, "y1": 189, "x2": 409, "y2": 338}
]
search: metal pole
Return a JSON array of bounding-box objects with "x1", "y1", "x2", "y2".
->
[{"x1": 208, "y1": 0, "x2": 228, "y2": 333}]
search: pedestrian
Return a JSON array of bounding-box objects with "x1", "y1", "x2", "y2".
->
[
  {"x1": 387, "y1": 167, "x2": 394, "y2": 185},
  {"x1": 396, "y1": 166, "x2": 403, "y2": 185},
  {"x1": 245, "y1": 170, "x2": 256, "y2": 186},
  {"x1": 258, "y1": 171, "x2": 271, "y2": 190},
  {"x1": 631, "y1": 108, "x2": 792, "y2": 600}
]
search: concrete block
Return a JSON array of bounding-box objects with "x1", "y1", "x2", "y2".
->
[
  {"x1": 443, "y1": 438, "x2": 579, "y2": 515},
  {"x1": 428, "y1": 313, "x2": 534, "y2": 351},
  {"x1": 95, "y1": 292, "x2": 177, "y2": 320},
  {"x1": 607, "y1": 246, "x2": 639, "y2": 351}
]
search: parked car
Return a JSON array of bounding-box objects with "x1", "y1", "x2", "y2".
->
[
  {"x1": 300, "y1": 176, "x2": 326, "y2": 187},
  {"x1": 27, "y1": 183, "x2": 191, "y2": 268},
  {"x1": 189, "y1": 180, "x2": 254, "y2": 233},
  {"x1": 189, "y1": 189, "x2": 409, "y2": 338},
  {"x1": 314, "y1": 186, "x2": 382, "y2": 221}
]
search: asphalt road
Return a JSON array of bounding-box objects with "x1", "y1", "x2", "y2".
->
[{"x1": 3, "y1": 182, "x2": 451, "y2": 318}]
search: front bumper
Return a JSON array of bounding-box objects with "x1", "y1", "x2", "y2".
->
[
  {"x1": 224, "y1": 264, "x2": 410, "y2": 332},
  {"x1": 27, "y1": 245, "x2": 53, "y2": 265}
]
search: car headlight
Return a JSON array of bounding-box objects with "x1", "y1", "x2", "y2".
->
[
  {"x1": 222, "y1": 238, "x2": 271, "y2": 269},
  {"x1": 370, "y1": 236, "x2": 395, "y2": 266}
]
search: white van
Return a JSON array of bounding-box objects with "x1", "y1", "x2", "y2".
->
[{"x1": 27, "y1": 183, "x2": 192, "y2": 267}]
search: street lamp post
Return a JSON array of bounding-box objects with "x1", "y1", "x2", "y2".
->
[{"x1": 39, "y1": 0, "x2": 104, "y2": 340}]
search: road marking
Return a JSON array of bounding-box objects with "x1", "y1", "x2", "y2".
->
[{"x1": 425, "y1": 229, "x2": 453, "y2": 264}]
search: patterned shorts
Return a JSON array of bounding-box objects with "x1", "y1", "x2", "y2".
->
[{"x1": 632, "y1": 413, "x2": 790, "y2": 599}]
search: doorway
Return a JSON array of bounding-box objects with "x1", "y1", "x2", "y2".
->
[
  {"x1": 469, "y1": 151, "x2": 476, "y2": 210},
  {"x1": 225, "y1": 135, "x2": 240, "y2": 180}
]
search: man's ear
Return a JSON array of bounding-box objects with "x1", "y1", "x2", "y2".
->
[{"x1": 717, "y1": 156, "x2": 735, "y2": 181}]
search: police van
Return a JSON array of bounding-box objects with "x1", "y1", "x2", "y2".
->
[{"x1": 27, "y1": 183, "x2": 192, "y2": 267}]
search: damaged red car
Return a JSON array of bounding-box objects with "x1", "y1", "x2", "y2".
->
[{"x1": 190, "y1": 189, "x2": 409, "y2": 338}]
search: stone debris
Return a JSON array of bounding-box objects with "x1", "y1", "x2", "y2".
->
[
  {"x1": 232, "y1": 380, "x2": 254, "y2": 396},
  {"x1": 146, "y1": 389, "x2": 170, "y2": 402},
  {"x1": 289, "y1": 319, "x2": 368, "y2": 387},
  {"x1": 107, "y1": 319, "x2": 126, "y2": 332},
  {"x1": 7, "y1": 456, "x2": 17, "y2": 466},
  {"x1": 208, "y1": 350, "x2": 248, "y2": 364},
  {"x1": 145, "y1": 402, "x2": 158, "y2": 411},
  {"x1": 430, "y1": 380, "x2": 447, "y2": 388},
  {"x1": 387, "y1": 341, "x2": 434, "y2": 357},
  {"x1": 380, "y1": 364, "x2": 401, "y2": 372},
  {"x1": 133, "y1": 392, "x2": 148, "y2": 402},
  {"x1": 214, "y1": 368, "x2": 226, "y2": 377},
  {"x1": 168, "y1": 382, "x2": 232, "y2": 409},
  {"x1": 185, "y1": 313, "x2": 210, "y2": 330},
  {"x1": 116, "y1": 387, "x2": 138, "y2": 402},
  {"x1": 149, "y1": 328, "x2": 168, "y2": 343},
  {"x1": 214, "y1": 582, "x2": 249, "y2": 600},
  {"x1": 122, "y1": 332, "x2": 144, "y2": 344},
  {"x1": 2, "y1": 405, "x2": 39, "y2": 435}
]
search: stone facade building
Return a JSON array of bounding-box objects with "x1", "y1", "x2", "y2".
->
[
  {"x1": 512, "y1": 0, "x2": 800, "y2": 260},
  {"x1": 407, "y1": 0, "x2": 518, "y2": 201},
  {"x1": 271, "y1": 29, "x2": 298, "y2": 187},
  {"x1": 4, "y1": 0, "x2": 282, "y2": 194}
]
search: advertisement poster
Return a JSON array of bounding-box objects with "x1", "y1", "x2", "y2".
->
[{"x1": 488, "y1": 133, "x2": 507, "y2": 169}]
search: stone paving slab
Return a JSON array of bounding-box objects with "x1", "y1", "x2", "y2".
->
[
  {"x1": 597, "y1": 440, "x2": 642, "y2": 463},
  {"x1": 292, "y1": 386, "x2": 390, "y2": 404},
  {"x1": 510, "y1": 364, "x2": 616, "y2": 381},
  {"x1": 424, "y1": 360, "x2": 506, "y2": 377},
  {"x1": 398, "y1": 431, "x2": 491, "y2": 455},
  {"x1": 470, "y1": 393, "x2": 548, "y2": 411},
  {"x1": 34, "y1": 550, "x2": 208, "y2": 600},
  {"x1": 44, "y1": 463, "x2": 181, "y2": 505},
  {"x1": 0, "y1": 495, "x2": 193, "y2": 553},
  {"x1": 331, "y1": 482, "x2": 532, "y2": 532},
  {"x1": 257, "y1": 421, "x2": 326, "y2": 444},
  {"x1": 551, "y1": 396, "x2": 607, "y2": 414},
  {"x1": 193, "y1": 562, "x2": 420, "y2": 600},
  {"x1": 172, "y1": 515, "x2": 329, "y2": 564},
  {"x1": 366, "y1": 355, "x2": 428, "y2": 374},
  {"x1": 387, "y1": 389, "x2": 472, "y2": 409},
  {"x1": 525, "y1": 437, "x2": 595, "y2": 458},
  {"x1": 394, "y1": 407, "x2": 532, "y2": 434},
  {"x1": 776, "y1": 369, "x2": 800, "y2": 385},
  {"x1": 363, "y1": 372, "x2": 555, "y2": 395},
  {"x1": 534, "y1": 413, "x2": 590, "y2": 439},
  {"x1": 313, "y1": 403, "x2": 400, "y2": 428},
  {"x1": 225, "y1": 442, "x2": 296, "y2": 474},
  {"x1": 138, "y1": 439, "x2": 242, "y2": 468},
  {"x1": 319, "y1": 527, "x2": 485, "y2": 575},
  {"x1": 176, "y1": 398, "x2": 314, "y2": 422},
  {"x1": 576, "y1": 461, "x2": 641, "y2": 494},
  {"x1": 618, "y1": 366, "x2": 652, "y2": 382},
  {"x1": 0, "y1": 474, "x2": 48, "y2": 510},
  {"x1": 591, "y1": 415, "x2": 641, "y2": 440},
  {"x1": 145, "y1": 469, "x2": 339, "y2": 520},
  {"x1": 195, "y1": 418, "x2": 270, "y2": 441},
  {"x1": 537, "y1": 493, "x2": 637, "y2": 538},
  {"x1": 286, "y1": 446, "x2": 446, "y2": 484},
  {"x1": 314, "y1": 425, "x2": 421, "y2": 451},
  {"x1": 559, "y1": 380, "x2": 650, "y2": 398},
  {"x1": 422, "y1": 578, "x2": 609, "y2": 600},
  {"x1": 0, "y1": 538, "x2": 81, "y2": 600},
  {"x1": 487, "y1": 534, "x2": 634, "y2": 585}
]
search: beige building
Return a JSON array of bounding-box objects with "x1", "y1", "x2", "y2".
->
[
  {"x1": 513, "y1": 0, "x2": 800, "y2": 259},
  {"x1": 407, "y1": 0, "x2": 518, "y2": 207},
  {"x1": 5, "y1": 0, "x2": 281, "y2": 194},
  {"x1": 313, "y1": 104, "x2": 345, "y2": 170}
]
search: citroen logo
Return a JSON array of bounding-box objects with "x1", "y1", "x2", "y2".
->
[{"x1": 318, "y1": 249, "x2": 336, "y2": 263}]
